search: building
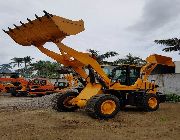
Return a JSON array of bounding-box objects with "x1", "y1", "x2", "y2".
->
[
  {"x1": 175, "y1": 61, "x2": 180, "y2": 73},
  {"x1": 149, "y1": 61, "x2": 180, "y2": 95}
]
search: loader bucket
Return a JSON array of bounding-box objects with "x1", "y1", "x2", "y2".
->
[
  {"x1": 3, "y1": 11, "x2": 84, "y2": 46},
  {"x1": 146, "y1": 54, "x2": 175, "y2": 67}
]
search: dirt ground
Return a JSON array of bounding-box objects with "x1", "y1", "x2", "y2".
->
[{"x1": 0, "y1": 95, "x2": 179, "y2": 140}]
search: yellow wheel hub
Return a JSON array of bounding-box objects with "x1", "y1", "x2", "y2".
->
[
  {"x1": 101, "y1": 100, "x2": 116, "y2": 115},
  {"x1": 148, "y1": 97, "x2": 157, "y2": 109}
]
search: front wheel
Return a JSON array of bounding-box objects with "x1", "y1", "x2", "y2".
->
[
  {"x1": 53, "y1": 92, "x2": 79, "y2": 112},
  {"x1": 85, "y1": 94, "x2": 120, "y2": 119},
  {"x1": 142, "y1": 94, "x2": 160, "y2": 111}
]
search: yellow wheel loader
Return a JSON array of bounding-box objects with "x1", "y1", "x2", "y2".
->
[
  {"x1": 4, "y1": 11, "x2": 174, "y2": 119},
  {"x1": 55, "y1": 67, "x2": 80, "y2": 90}
]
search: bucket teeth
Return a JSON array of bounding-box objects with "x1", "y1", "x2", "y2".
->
[
  {"x1": 35, "y1": 14, "x2": 41, "y2": 21},
  {"x1": 4, "y1": 11, "x2": 85, "y2": 46},
  {"x1": 13, "y1": 24, "x2": 20, "y2": 30},
  {"x1": 27, "y1": 18, "x2": 33, "y2": 24},
  {"x1": 43, "y1": 10, "x2": 53, "y2": 17},
  {"x1": 2, "y1": 29, "x2": 8, "y2": 34},
  {"x1": 20, "y1": 21, "x2": 26, "y2": 27},
  {"x1": 8, "y1": 27, "x2": 14, "y2": 33},
  {"x1": 43, "y1": 10, "x2": 51, "y2": 18}
]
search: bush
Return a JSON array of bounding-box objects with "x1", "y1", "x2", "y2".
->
[{"x1": 165, "y1": 94, "x2": 180, "y2": 102}]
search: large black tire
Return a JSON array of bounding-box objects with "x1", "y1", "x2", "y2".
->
[
  {"x1": 157, "y1": 92, "x2": 166, "y2": 103},
  {"x1": 9, "y1": 88, "x2": 17, "y2": 97},
  {"x1": 85, "y1": 94, "x2": 120, "y2": 119},
  {"x1": 46, "y1": 91, "x2": 54, "y2": 95},
  {"x1": 17, "y1": 91, "x2": 28, "y2": 97},
  {"x1": 53, "y1": 92, "x2": 79, "y2": 112},
  {"x1": 142, "y1": 93, "x2": 160, "y2": 111},
  {"x1": 36, "y1": 94, "x2": 44, "y2": 97}
]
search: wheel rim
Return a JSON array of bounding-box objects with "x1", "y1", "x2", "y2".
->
[
  {"x1": 63, "y1": 96, "x2": 75, "y2": 108},
  {"x1": 101, "y1": 100, "x2": 116, "y2": 115},
  {"x1": 148, "y1": 97, "x2": 157, "y2": 109}
]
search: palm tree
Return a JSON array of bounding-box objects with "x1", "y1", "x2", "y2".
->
[
  {"x1": 10, "y1": 57, "x2": 24, "y2": 68},
  {"x1": 154, "y1": 38, "x2": 180, "y2": 53},
  {"x1": 23, "y1": 56, "x2": 34, "y2": 68},
  {"x1": 87, "y1": 49, "x2": 118, "y2": 65},
  {"x1": 114, "y1": 53, "x2": 146, "y2": 66}
]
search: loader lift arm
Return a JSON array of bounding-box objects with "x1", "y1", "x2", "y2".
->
[
  {"x1": 36, "y1": 42, "x2": 111, "y2": 86},
  {"x1": 4, "y1": 11, "x2": 112, "y2": 107}
]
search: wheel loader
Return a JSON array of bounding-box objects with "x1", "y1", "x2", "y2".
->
[
  {"x1": 3, "y1": 11, "x2": 175, "y2": 119},
  {"x1": 55, "y1": 67, "x2": 80, "y2": 90}
]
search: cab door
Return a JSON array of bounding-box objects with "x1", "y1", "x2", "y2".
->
[{"x1": 128, "y1": 66, "x2": 141, "y2": 85}]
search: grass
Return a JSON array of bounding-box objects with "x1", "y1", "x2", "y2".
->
[
  {"x1": 165, "y1": 94, "x2": 180, "y2": 102},
  {"x1": 159, "y1": 117, "x2": 167, "y2": 122}
]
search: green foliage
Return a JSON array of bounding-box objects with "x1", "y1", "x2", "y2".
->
[
  {"x1": 114, "y1": 53, "x2": 146, "y2": 66},
  {"x1": 0, "y1": 64, "x2": 12, "y2": 73},
  {"x1": 10, "y1": 57, "x2": 24, "y2": 67},
  {"x1": 23, "y1": 56, "x2": 34, "y2": 68},
  {"x1": 30, "y1": 60, "x2": 61, "y2": 78},
  {"x1": 155, "y1": 38, "x2": 180, "y2": 52},
  {"x1": 165, "y1": 94, "x2": 180, "y2": 102},
  {"x1": 87, "y1": 50, "x2": 145, "y2": 66},
  {"x1": 159, "y1": 117, "x2": 167, "y2": 122},
  {"x1": 7, "y1": 50, "x2": 146, "y2": 78},
  {"x1": 10, "y1": 56, "x2": 34, "y2": 77},
  {"x1": 87, "y1": 49, "x2": 118, "y2": 65}
]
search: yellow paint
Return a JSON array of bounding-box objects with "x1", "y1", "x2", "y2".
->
[
  {"x1": 101, "y1": 100, "x2": 116, "y2": 115},
  {"x1": 70, "y1": 83, "x2": 102, "y2": 107},
  {"x1": 148, "y1": 97, "x2": 157, "y2": 109}
]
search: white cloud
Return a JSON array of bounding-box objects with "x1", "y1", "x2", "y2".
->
[{"x1": 0, "y1": 0, "x2": 179, "y2": 66}]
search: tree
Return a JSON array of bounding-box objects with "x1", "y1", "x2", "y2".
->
[
  {"x1": 10, "y1": 57, "x2": 24, "y2": 67},
  {"x1": 30, "y1": 60, "x2": 61, "y2": 78},
  {"x1": 87, "y1": 49, "x2": 118, "y2": 65},
  {"x1": 154, "y1": 38, "x2": 180, "y2": 53},
  {"x1": 23, "y1": 56, "x2": 34, "y2": 68},
  {"x1": 114, "y1": 53, "x2": 146, "y2": 66},
  {"x1": 10, "y1": 56, "x2": 34, "y2": 77},
  {"x1": 22, "y1": 56, "x2": 34, "y2": 77},
  {"x1": 0, "y1": 64, "x2": 12, "y2": 73}
]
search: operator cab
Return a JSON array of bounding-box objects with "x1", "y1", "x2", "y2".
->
[
  {"x1": 102, "y1": 65, "x2": 141, "y2": 86},
  {"x1": 31, "y1": 78, "x2": 47, "y2": 86}
]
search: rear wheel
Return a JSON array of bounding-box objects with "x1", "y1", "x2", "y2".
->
[
  {"x1": 53, "y1": 92, "x2": 79, "y2": 112},
  {"x1": 85, "y1": 94, "x2": 120, "y2": 119},
  {"x1": 9, "y1": 88, "x2": 17, "y2": 96},
  {"x1": 17, "y1": 91, "x2": 28, "y2": 97},
  {"x1": 46, "y1": 91, "x2": 53, "y2": 95},
  {"x1": 142, "y1": 94, "x2": 159, "y2": 111},
  {"x1": 36, "y1": 94, "x2": 44, "y2": 97}
]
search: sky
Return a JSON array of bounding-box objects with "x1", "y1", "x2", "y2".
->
[{"x1": 0, "y1": 0, "x2": 180, "y2": 65}]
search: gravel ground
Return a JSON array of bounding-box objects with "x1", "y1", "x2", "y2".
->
[
  {"x1": 0, "y1": 94, "x2": 56, "y2": 111},
  {"x1": 0, "y1": 89, "x2": 77, "y2": 111},
  {"x1": 0, "y1": 93, "x2": 179, "y2": 140}
]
